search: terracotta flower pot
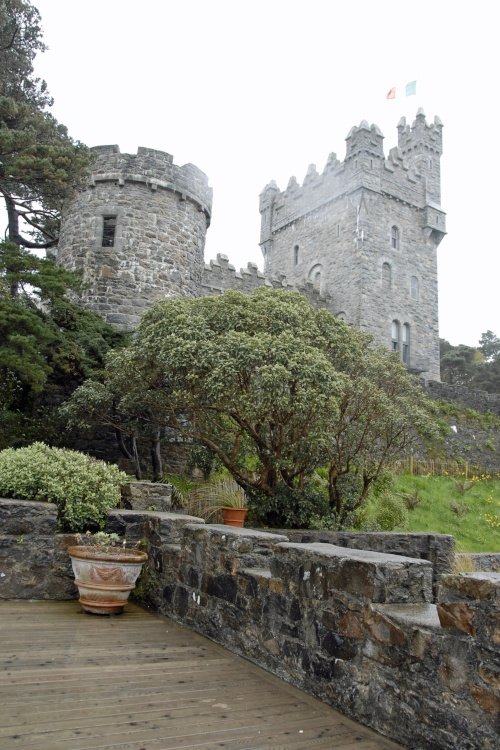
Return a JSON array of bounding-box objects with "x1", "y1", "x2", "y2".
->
[
  {"x1": 68, "y1": 546, "x2": 147, "y2": 615},
  {"x1": 222, "y1": 507, "x2": 248, "y2": 527}
]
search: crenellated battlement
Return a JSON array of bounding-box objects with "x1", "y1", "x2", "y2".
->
[
  {"x1": 259, "y1": 113, "x2": 446, "y2": 381},
  {"x1": 201, "y1": 253, "x2": 334, "y2": 310},
  {"x1": 89, "y1": 145, "x2": 212, "y2": 222},
  {"x1": 58, "y1": 117, "x2": 445, "y2": 379},
  {"x1": 260, "y1": 115, "x2": 443, "y2": 239},
  {"x1": 57, "y1": 145, "x2": 212, "y2": 329},
  {"x1": 345, "y1": 120, "x2": 385, "y2": 160},
  {"x1": 398, "y1": 109, "x2": 443, "y2": 156}
]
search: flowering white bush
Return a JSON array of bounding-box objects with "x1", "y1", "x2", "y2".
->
[{"x1": 0, "y1": 442, "x2": 127, "y2": 532}]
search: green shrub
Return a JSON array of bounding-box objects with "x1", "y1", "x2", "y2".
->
[
  {"x1": 364, "y1": 492, "x2": 409, "y2": 531},
  {"x1": 0, "y1": 442, "x2": 127, "y2": 532},
  {"x1": 247, "y1": 484, "x2": 329, "y2": 529}
]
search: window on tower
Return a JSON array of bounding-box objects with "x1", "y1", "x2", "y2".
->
[
  {"x1": 293, "y1": 245, "x2": 299, "y2": 266},
  {"x1": 402, "y1": 323, "x2": 410, "y2": 364},
  {"x1": 391, "y1": 226, "x2": 400, "y2": 250},
  {"x1": 391, "y1": 320, "x2": 400, "y2": 352},
  {"x1": 102, "y1": 216, "x2": 117, "y2": 247},
  {"x1": 411, "y1": 276, "x2": 419, "y2": 300},
  {"x1": 382, "y1": 262, "x2": 392, "y2": 289}
]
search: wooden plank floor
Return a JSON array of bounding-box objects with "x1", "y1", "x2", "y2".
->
[{"x1": 0, "y1": 601, "x2": 404, "y2": 750}]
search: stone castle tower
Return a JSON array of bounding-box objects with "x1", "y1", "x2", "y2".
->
[
  {"x1": 260, "y1": 110, "x2": 446, "y2": 381},
  {"x1": 56, "y1": 145, "x2": 212, "y2": 329},
  {"x1": 56, "y1": 111, "x2": 445, "y2": 380}
]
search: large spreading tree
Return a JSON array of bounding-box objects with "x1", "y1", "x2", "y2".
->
[{"x1": 62, "y1": 288, "x2": 439, "y2": 525}]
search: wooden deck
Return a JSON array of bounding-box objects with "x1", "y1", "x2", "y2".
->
[{"x1": 0, "y1": 601, "x2": 403, "y2": 750}]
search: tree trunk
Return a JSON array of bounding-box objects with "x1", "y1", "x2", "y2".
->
[{"x1": 150, "y1": 429, "x2": 162, "y2": 482}]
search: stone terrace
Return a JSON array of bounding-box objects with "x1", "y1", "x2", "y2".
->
[{"x1": 0, "y1": 600, "x2": 403, "y2": 750}]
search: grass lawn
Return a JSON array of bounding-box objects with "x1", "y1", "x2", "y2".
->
[{"x1": 393, "y1": 473, "x2": 500, "y2": 553}]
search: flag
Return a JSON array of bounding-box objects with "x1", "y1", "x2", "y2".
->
[
  {"x1": 386, "y1": 87, "x2": 396, "y2": 100},
  {"x1": 405, "y1": 80, "x2": 417, "y2": 96}
]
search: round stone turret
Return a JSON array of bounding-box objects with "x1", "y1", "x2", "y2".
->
[{"x1": 56, "y1": 146, "x2": 212, "y2": 329}]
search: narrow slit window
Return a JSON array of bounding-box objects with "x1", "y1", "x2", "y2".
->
[
  {"x1": 391, "y1": 226, "x2": 399, "y2": 250},
  {"x1": 382, "y1": 262, "x2": 392, "y2": 289},
  {"x1": 402, "y1": 323, "x2": 410, "y2": 364},
  {"x1": 293, "y1": 245, "x2": 299, "y2": 266},
  {"x1": 411, "y1": 276, "x2": 419, "y2": 300},
  {"x1": 391, "y1": 320, "x2": 400, "y2": 352},
  {"x1": 102, "y1": 216, "x2": 117, "y2": 247}
]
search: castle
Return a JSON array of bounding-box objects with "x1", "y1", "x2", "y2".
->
[{"x1": 56, "y1": 110, "x2": 446, "y2": 381}]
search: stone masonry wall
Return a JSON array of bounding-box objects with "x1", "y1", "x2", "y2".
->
[
  {"x1": 201, "y1": 253, "x2": 334, "y2": 311},
  {"x1": 260, "y1": 113, "x2": 445, "y2": 381},
  {"x1": 139, "y1": 523, "x2": 498, "y2": 750},
  {"x1": 2, "y1": 500, "x2": 497, "y2": 750},
  {"x1": 0, "y1": 499, "x2": 77, "y2": 600},
  {"x1": 56, "y1": 146, "x2": 212, "y2": 329},
  {"x1": 271, "y1": 529, "x2": 455, "y2": 598},
  {"x1": 425, "y1": 380, "x2": 500, "y2": 416}
]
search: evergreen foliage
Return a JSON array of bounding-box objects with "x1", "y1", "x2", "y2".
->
[
  {"x1": 0, "y1": 0, "x2": 89, "y2": 250},
  {"x1": 0, "y1": 241, "x2": 125, "y2": 448},
  {"x1": 62, "y1": 288, "x2": 439, "y2": 526},
  {"x1": 440, "y1": 332, "x2": 500, "y2": 394}
]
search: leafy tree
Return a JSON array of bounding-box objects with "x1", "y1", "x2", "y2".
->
[
  {"x1": 439, "y1": 339, "x2": 483, "y2": 386},
  {"x1": 62, "y1": 289, "x2": 439, "y2": 525},
  {"x1": 478, "y1": 330, "x2": 500, "y2": 363},
  {"x1": 440, "y1": 332, "x2": 500, "y2": 394},
  {"x1": 1, "y1": 0, "x2": 89, "y2": 250},
  {"x1": 0, "y1": 240, "x2": 125, "y2": 448}
]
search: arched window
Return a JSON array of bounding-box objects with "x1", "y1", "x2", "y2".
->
[
  {"x1": 308, "y1": 263, "x2": 323, "y2": 291},
  {"x1": 391, "y1": 226, "x2": 400, "y2": 250},
  {"x1": 382, "y1": 262, "x2": 392, "y2": 289},
  {"x1": 410, "y1": 276, "x2": 419, "y2": 300},
  {"x1": 391, "y1": 320, "x2": 400, "y2": 352},
  {"x1": 293, "y1": 245, "x2": 299, "y2": 266},
  {"x1": 402, "y1": 323, "x2": 410, "y2": 364}
]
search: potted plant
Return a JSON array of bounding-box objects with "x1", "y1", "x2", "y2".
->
[
  {"x1": 68, "y1": 532, "x2": 148, "y2": 615},
  {"x1": 187, "y1": 478, "x2": 248, "y2": 527}
]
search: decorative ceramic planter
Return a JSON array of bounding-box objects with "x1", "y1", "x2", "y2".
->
[
  {"x1": 68, "y1": 546, "x2": 147, "y2": 615},
  {"x1": 222, "y1": 508, "x2": 248, "y2": 527}
]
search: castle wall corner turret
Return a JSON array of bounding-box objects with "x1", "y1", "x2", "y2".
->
[{"x1": 56, "y1": 146, "x2": 212, "y2": 329}]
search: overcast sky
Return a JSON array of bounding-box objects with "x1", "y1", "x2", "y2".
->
[{"x1": 32, "y1": 0, "x2": 499, "y2": 347}]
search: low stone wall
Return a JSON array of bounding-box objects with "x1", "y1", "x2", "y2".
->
[
  {"x1": 1, "y1": 499, "x2": 498, "y2": 750},
  {"x1": 0, "y1": 498, "x2": 77, "y2": 600},
  {"x1": 272, "y1": 529, "x2": 455, "y2": 597},
  {"x1": 120, "y1": 481, "x2": 173, "y2": 512},
  {"x1": 455, "y1": 552, "x2": 500, "y2": 573},
  {"x1": 137, "y1": 522, "x2": 498, "y2": 750},
  {"x1": 425, "y1": 380, "x2": 500, "y2": 416}
]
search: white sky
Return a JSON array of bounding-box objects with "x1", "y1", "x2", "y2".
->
[{"x1": 32, "y1": 0, "x2": 499, "y2": 347}]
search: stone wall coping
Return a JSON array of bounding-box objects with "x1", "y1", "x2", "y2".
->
[
  {"x1": 273, "y1": 528, "x2": 454, "y2": 542},
  {"x1": 376, "y1": 602, "x2": 442, "y2": 631},
  {"x1": 0, "y1": 497, "x2": 57, "y2": 512},
  {"x1": 185, "y1": 524, "x2": 289, "y2": 542},
  {"x1": 275, "y1": 541, "x2": 433, "y2": 567},
  {"x1": 240, "y1": 567, "x2": 273, "y2": 579},
  {"x1": 439, "y1": 572, "x2": 499, "y2": 601},
  {"x1": 122, "y1": 481, "x2": 172, "y2": 489},
  {"x1": 108, "y1": 509, "x2": 204, "y2": 524}
]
